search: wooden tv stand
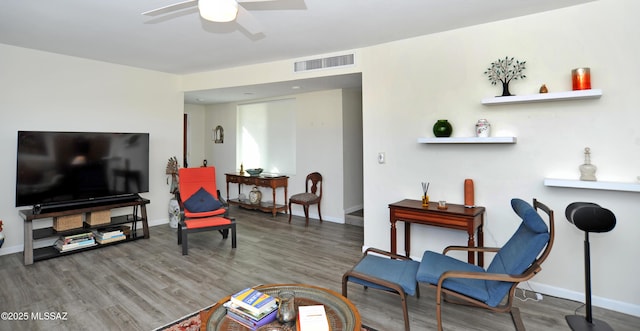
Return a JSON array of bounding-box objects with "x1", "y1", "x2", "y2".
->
[{"x1": 19, "y1": 198, "x2": 150, "y2": 265}]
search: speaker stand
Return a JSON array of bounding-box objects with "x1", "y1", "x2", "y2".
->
[{"x1": 565, "y1": 232, "x2": 613, "y2": 331}]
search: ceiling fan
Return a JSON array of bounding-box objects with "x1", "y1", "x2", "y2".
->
[{"x1": 142, "y1": 0, "x2": 279, "y2": 34}]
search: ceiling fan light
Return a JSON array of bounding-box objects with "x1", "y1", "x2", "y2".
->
[{"x1": 199, "y1": 0, "x2": 238, "y2": 22}]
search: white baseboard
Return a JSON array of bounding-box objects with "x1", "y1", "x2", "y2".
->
[
  {"x1": 525, "y1": 281, "x2": 640, "y2": 318},
  {"x1": 344, "y1": 204, "x2": 364, "y2": 214}
]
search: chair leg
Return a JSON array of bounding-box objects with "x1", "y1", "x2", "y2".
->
[
  {"x1": 510, "y1": 307, "x2": 526, "y2": 331},
  {"x1": 219, "y1": 229, "x2": 229, "y2": 238},
  {"x1": 230, "y1": 223, "x2": 237, "y2": 248},
  {"x1": 304, "y1": 205, "x2": 310, "y2": 226},
  {"x1": 177, "y1": 225, "x2": 182, "y2": 245},
  {"x1": 288, "y1": 201, "x2": 293, "y2": 223},
  {"x1": 317, "y1": 202, "x2": 322, "y2": 222},
  {"x1": 399, "y1": 291, "x2": 411, "y2": 331},
  {"x1": 181, "y1": 226, "x2": 189, "y2": 255}
]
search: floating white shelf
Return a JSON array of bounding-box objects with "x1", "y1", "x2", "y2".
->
[
  {"x1": 543, "y1": 178, "x2": 640, "y2": 192},
  {"x1": 417, "y1": 137, "x2": 517, "y2": 144},
  {"x1": 482, "y1": 89, "x2": 602, "y2": 105}
]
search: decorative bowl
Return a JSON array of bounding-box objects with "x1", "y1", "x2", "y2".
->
[{"x1": 246, "y1": 168, "x2": 263, "y2": 176}]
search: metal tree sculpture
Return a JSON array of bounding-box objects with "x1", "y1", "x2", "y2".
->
[{"x1": 484, "y1": 56, "x2": 526, "y2": 96}]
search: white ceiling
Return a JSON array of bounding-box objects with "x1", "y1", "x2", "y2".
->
[{"x1": 0, "y1": 0, "x2": 594, "y2": 104}]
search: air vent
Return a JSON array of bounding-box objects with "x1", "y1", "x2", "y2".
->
[{"x1": 294, "y1": 54, "x2": 355, "y2": 72}]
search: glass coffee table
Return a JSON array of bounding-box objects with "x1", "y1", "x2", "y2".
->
[{"x1": 203, "y1": 283, "x2": 362, "y2": 331}]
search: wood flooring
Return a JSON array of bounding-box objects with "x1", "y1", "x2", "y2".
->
[{"x1": 0, "y1": 206, "x2": 638, "y2": 331}]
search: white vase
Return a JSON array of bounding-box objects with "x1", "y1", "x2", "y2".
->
[
  {"x1": 476, "y1": 119, "x2": 491, "y2": 137},
  {"x1": 168, "y1": 199, "x2": 180, "y2": 228}
]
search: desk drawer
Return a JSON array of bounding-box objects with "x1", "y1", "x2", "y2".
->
[{"x1": 393, "y1": 209, "x2": 475, "y2": 230}]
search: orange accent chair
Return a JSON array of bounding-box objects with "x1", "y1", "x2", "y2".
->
[
  {"x1": 288, "y1": 172, "x2": 323, "y2": 226},
  {"x1": 177, "y1": 167, "x2": 236, "y2": 255}
]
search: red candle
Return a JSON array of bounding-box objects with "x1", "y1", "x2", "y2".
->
[
  {"x1": 464, "y1": 179, "x2": 474, "y2": 208},
  {"x1": 572, "y1": 68, "x2": 591, "y2": 90}
]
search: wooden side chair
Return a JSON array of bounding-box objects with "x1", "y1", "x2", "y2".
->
[
  {"x1": 177, "y1": 166, "x2": 236, "y2": 255},
  {"x1": 416, "y1": 198, "x2": 554, "y2": 331},
  {"x1": 288, "y1": 172, "x2": 322, "y2": 226}
]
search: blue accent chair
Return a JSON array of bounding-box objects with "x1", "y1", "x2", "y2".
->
[
  {"x1": 342, "y1": 248, "x2": 421, "y2": 331},
  {"x1": 416, "y1": 198, "x2": 554, "y2": 331}
]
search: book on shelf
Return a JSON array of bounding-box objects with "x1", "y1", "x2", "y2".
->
[
  {"x1": 54, "y1": 237, "x2": 96, "y2": 252},
  {"x1": 297, "y1": 305, "x2": 330, "y2": 331},
  {"x1": 230, "y1": 287, "x2": 277, "y2": 316},
  {"x1": 225, "y1": 305, "x2": 277, "y2": 330},
  {"x1": 60, "y1": 232, "x2": 94, "y2": 244},
  {"x1": 93, "y1": 226, "x2": 126, "y2": 239},
  {"x1": 95, "y1": 234, "x2": 126, "y2": 244}
]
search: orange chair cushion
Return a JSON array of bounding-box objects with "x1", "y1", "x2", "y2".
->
[{"x1": 184, "y1": 217, "x2": 231, "y2": 229}]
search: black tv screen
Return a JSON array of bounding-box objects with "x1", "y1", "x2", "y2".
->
[{"x1": 16, "y1": 131, "x2": 150, "y2": 208}]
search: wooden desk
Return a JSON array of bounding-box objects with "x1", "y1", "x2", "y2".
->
[
  {"x1": 225, "y1": 173, "x2": 288, "y2": 217},
  {"x1": 389, "y1": 199, "x2": 485, "y2": 266}
]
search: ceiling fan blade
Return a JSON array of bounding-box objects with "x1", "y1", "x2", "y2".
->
[
  {"x1": 235, "y1": 5, "x2": 264, "y2": 34},
  {"x1": 142, "y1": 0, "x2": 197, "y2": 16}
]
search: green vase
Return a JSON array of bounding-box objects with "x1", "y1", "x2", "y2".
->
[{"x1": 433, "y1": 120, "x2": 453, "y2": 137}]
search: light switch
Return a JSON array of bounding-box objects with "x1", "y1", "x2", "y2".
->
[{"x1": 378, "y1": 152, "x2": 385, "y2": 164}]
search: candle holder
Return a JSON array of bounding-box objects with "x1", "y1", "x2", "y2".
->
[{"x1": 572, "y1": 67, "x2": 591, "y2": 90}]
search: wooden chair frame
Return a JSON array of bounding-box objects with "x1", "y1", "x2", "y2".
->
[
  {"x1": 342, "y1": 248, "x2": 420, "y2": 331},
  {"x1": 430, "y1": 199, "x2": 555, "y2": 331},
  {"x1": 288, "y1": 172, "x2": 323, "y2": 226}
]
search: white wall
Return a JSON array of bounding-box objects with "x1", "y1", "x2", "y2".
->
[
  {"x1": 360, "y1": 0, "x2": 639, "y2": 316},
  {"x1": 183, "y1": 0, "x2": 639, "y2": 317},
  {"x1": 198, "y1": 89, "x2": 355, "y2": 223},
  {"x1": 0, "y1": 44, "x2": 183, "y2": 254}
]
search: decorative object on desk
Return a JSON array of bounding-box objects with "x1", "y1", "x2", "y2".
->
[
  {"x1": 464, "y1": 179, "x2": 475, "y2": 208},
  {"x1": 276, "y1": 290, "x2": 297, "y2": 325},
  {"x1": 484, "y1": 56, "x2": 527, "y2": 96},
  {"x1": 433, "y1": 120, "x2": 453, "y2": 137},
  {"x1": 246, "y1": 168, "x2": 263, "y2": 176},
  {"x1": 166, "y1": 156, "x2": 179, "y2": 195},
  {"x1": 240, "y1": 163, "x2": 245, "y2": 175},
  {"x1": 249, "y1": 186, "x2": 262, "y2": 205},
  {"x1": 475, "y1": 119, "x2": 491, "y2": 137},
  {"x1": 422, "y1": 182, "x2": 430, "y2": 207},
  {"x1": 0, "y1": 220, "x2": 5, "y2": 248},
  {"x1": 214, "y1": 125, "x2": 224, "y2": 143},
  {"x1": 579, "y1": 147, "x2": 597, "y2": 181},
  {"x1": 539, "y1": 84, "x2": 549, "y2": 93},
  {"x1": 572, "y1": 67, "x2": 591, "y2": 90},
  {"x1": 438, "y1": 200, "x2": 447, "y2": 210}
]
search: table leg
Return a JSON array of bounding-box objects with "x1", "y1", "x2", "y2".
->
[
  {"x1": 390, "y1": 220, "x2": 397, "y2": 255},
  {"x1": 24, "y1": 220, "x2": 33, "y2": 265},
  {"x1": 478, "y1": 217, "x2": 484, "y2": 267},
  {"x1": 271, "y1": 186, "x2": 277, "y2": 217},
  {"x1": 466, "y1": 231, "x2": 476, "y2": 265},
  {"x1": 405, "y1": 223, "x2": 411, "y2": 257}
]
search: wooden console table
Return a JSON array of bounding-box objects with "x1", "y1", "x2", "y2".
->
[
  {"x1": 389, "y1": 199, "x2": 485, "y2": 266},
  {"x1": 225, "y1": 173, "x2": 289, "y2": 217}
]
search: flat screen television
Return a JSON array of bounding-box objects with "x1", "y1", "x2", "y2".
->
[{"x1": 16, "y1": 131, "x2": 150, "y2": 211}]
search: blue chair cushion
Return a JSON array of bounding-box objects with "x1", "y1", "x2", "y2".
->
[
  {"x1": 417, "y1": 251, "x2": 489, "y2": 302},
  {"x1": 184, "y1": 187, "x2": 222, "y2": 213},
  {"x1": 347, "y1": 254, "x2": 420, "y2": 296}
]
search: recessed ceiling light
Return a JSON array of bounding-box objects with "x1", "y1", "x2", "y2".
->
[
  {"x1": 244, "y1": 92, "x2": 254, "y2": 95},
  {"x1": 196, "y1": 98, "x2": 205, "y2": 102},
  {"x1": 292, "y1": 86, "x2": 301, "y2": 90}
]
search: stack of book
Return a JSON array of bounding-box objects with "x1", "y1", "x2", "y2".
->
[
  {"x1": 92, "y1": 226, "x2": 126, "y2": 244},
  {"x1": 54, "y1": 232, "x2": 96, "y2": 252},
  {"x1": 225, "y1": 288, "x2": 278, "y2": 330}
]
